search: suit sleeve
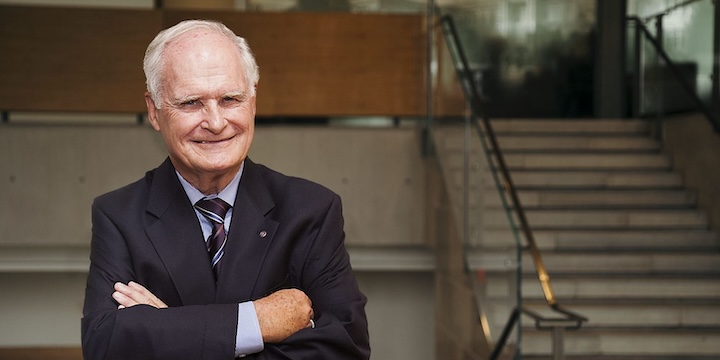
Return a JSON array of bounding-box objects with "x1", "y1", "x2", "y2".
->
[
  {"x1": 81, "y1": 202, "x2": 238, "y2": 360},
  {"x1": 249, "y1": 194, "x2": 371, "y2": 360}
]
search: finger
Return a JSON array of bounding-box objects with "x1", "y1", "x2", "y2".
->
[
  {"x1": 127, "y1": 281, "x2": 154, "y2": 299},
  {"x1": 127, "y1": 281, "x2": 168, "y2": 308},
  {"x1": 112, "y1": 290, "x2": 137, "y2": 308},
  {"x1": 114, "y1": 282, "x2": 168, "y2": 309},
  {"x1": 114, "y1": 282, "x2": 145, "y2": 304}
]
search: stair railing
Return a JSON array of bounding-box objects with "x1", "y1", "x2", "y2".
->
[
  {"x1": 640, "y1": 0, "x2": 706, "y2": 21},
  {"x1": 437, "y1": 12, "x2": 587, "y2": 360},
  {"x1": 628, "y1": 2, "x2": 719, "y2": 133}
]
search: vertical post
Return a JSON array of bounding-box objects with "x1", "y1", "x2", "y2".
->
[
  {"x1": 655, "y1": 16, "x2": 663, "y2": 51},
  {"x1": 463, "y1": 105, "x2": 471, "y2": 249},
  {"x1": 595, "y1": 0, "x2": 627, "y2": 118},
  {"x1": 655, "y1": 15, "x2": 665, "y2": 139},
  {"x1": 552, "y1": 327, "x2": 565, "y2": 360},
  {"x1": 633, "y1": 19, "x2": 643, "y2": 117},
  {"x1": 713, "y1": 0, "x2": 720, "y2": 122},
  {"x1": 423, "y1": 0, "x2": 435, "y2": 156}
]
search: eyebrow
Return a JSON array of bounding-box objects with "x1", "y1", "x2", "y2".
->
[
  {"x1": 223, "y1": 90, "x2": 248, "y2": 100},
  {"x1": 170, "y1": 95, "x2": 200, "y2": 106},
  {"x1": 168, "y1": 89, "x2": 249, "y2": 106}
]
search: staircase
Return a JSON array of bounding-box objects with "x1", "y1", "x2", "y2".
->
[{"x1": 433, "y1": 118, "x2": 720, "y2": 359}]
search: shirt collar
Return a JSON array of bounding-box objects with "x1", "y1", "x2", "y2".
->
[{"x1": 176, "y1": 161, "x2": 244, "y2": 207}]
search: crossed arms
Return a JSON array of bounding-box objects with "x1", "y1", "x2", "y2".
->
[{"x1": 81, "y1": 182, "x2": 370, "y2": 360}]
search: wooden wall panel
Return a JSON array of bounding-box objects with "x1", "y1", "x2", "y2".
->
[
  {"x1": 0, "y1": 6, "x2": 161, "y2": 113},
  {"x1": 164, "y1": 11, "x2": 428, "y2": 116},
  {"x1": 0, "y1": 6, "x2": 428, "y2": 117}
]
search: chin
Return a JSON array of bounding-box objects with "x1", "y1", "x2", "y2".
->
[{"x1": 201, "y1": 159, "x2": 243, "y2": 174}]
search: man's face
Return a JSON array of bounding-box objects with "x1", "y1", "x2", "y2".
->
[{"x1": 146, "y1": 30, "x2": 255, "y2": 185}]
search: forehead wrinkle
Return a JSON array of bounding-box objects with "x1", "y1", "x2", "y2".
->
[
  {"x1": 162, "y1": 30, "x2": 247, "y2": 88},
  {"x1": 163, "y1": 34, "x2": 249, "y2": 102}
]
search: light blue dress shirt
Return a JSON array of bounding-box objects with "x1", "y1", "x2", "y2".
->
[{"x1": 176, "y1": 161, "x2": 264, "y2": 357}]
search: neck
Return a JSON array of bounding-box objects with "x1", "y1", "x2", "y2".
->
[
  {"x1": 189, "y1": 177, "x2": 231, "y2": 195},
  {"x1": 175, "y1": 166, "x2": 240, "y2": 196}
]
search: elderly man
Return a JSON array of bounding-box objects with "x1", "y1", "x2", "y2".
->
[{"x1": 81, "y1": 19, "x2": 370, "y2": 359}]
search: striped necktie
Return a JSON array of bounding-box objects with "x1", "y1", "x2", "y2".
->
[{"x1": 194, "y1": 197, "x2": 232, "y2": 277}]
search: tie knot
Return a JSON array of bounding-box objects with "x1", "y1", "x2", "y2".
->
[{"x1": 194, "y1": 197, "x2": 231, "y2": 224}]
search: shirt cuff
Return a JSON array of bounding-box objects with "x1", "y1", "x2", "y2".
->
[{"x1": 235, "y1": 301, "x2": 264, "y2": 357}]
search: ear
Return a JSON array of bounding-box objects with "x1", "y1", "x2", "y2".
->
[
  {"x1": 144, "y1": 92, "x2": 162, "y2": 132},
  {"x1": 251, "y1": 83, "x2": 258, "y2": 115}
]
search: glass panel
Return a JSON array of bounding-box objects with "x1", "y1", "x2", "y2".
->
[
  {"x1": 433, "y1": 11, "x2": 523, "y2": 359},
  {"x1": 627, "y1": 0, "x2": 713, "y2": 116},
  {"x1": 439, "y1": 0, "x2": 597, "y2": 118},
  {"x1": 472, "y1": 117, "x2": 523, "y2": 359}
]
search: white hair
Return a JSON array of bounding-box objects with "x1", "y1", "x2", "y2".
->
[{"x1": 143, "y1": 19, "x2": 260, "y2": 109}]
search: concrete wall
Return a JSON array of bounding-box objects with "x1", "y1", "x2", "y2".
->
[
  {"x1": 427, "y1": 159, "x2": 491, "y2": 360},
  {"x1": 0, "y1": 271, "x2": 434, "y2": 360},
  {"x1": 663, "y1": 113, "x2": 720, "y2": 231},
  {"x1": 0, "y1": 124, "x2": 434, "y2": 360},
  {"x1": 0, "y1": 125, "x2": 426, "y2": 247}
]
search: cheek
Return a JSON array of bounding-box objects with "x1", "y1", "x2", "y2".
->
[
  {"x1": 229, "y1": 109, "x2": 255, "y2": 133},
  {"x1": 164, "y1": 113, "x2": 200, "y2": 137}
]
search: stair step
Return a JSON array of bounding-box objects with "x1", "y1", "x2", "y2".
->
[
  {"x1": 479, "y1": 229, "x2": 719, "y2": 250},
  {"x1": 483, "y1": 209, "x2": 708, "y2": 229},
  {"x1": 445, "y1": 153, "x2": 672, "y2": 170},
  {"x1": 535, "y1": 252, "x2": 720, "y2": 274},
  {"x1": 501, "y1": 275, "x2": 720, "y2": 300},
  {"x1": 517, "y1": 301, "x2": 720, "y2": 328},
  {"x1": 504, "y1": 153, "x2": 671, "y2": 170},
  {"x1": 451, "y1": 170, "x2": 683, "y2": 189},
  {"x1": 493, "y1": 136, "x2": 659, "y2": 152},
  {"x1": 512, "y1": 171, "x2": 683, "y2": 189},
  {"x1": 470, "y1": 250, "x2": 720, "y2": 274},
  {"x1": 489, "y1": 119, "x2": 651, "y2": 134},
  {"x1": 442, "y1": 135, "x2": 660, "y2": 152},
  {"x1": 481, "y1": 189, "x2": 697, "y2": 209},
  {"x1": 522, "y1": 328, "x2": 720, "y2": 356}
]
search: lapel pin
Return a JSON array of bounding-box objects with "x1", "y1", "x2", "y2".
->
[{"x1": 259, "y1": 230, "x2": 268, "y2": 238}]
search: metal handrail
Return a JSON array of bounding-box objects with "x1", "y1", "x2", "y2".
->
[
  {"x1": 437, "y1": 11, "x2": 587, "y2": 359},
  {"x1": 628, "y1": 15, "x2": 720, "y2": 133},
  {"x1": 640, "y1": 0, "x2": 706, "y2": 22}
]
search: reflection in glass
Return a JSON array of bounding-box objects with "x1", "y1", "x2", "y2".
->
[
  {"x1": 441, "y1": 0, "x2": 597, "y2": 118},
  {"x1": 628, "y1": 0, "x2": 713, "y2": 116}
]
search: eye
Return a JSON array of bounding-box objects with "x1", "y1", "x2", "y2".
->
[
  {"x1": 182, "y1": 99, "x2": 199, "y2": 106},
  {"x1": 221, "y1": 96, "x2": 245, "y2": 107}
]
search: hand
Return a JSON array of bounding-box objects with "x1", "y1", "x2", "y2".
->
[
  {"x1": 112, "y1": 281, "x2": 168, "y2": 309},
  {"x1": 253, "y1": 288, "x2": 314, "y2": 343}
]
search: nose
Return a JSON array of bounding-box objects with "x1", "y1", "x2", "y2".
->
[{"x1": 202, "y1": 102, "x2": 226, "y2": 133}]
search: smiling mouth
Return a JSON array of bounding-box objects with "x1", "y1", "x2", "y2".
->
[{"x1": 194, "y1": 135, "x2": 236, "y2": 144}]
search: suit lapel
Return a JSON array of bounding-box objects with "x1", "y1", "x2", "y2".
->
[
  {"x1": 145, "y1": 159, "x2": 216, "y2": 305},
  {"x1": 216, "y1": 160, "x2": 278, "y2": 303}
]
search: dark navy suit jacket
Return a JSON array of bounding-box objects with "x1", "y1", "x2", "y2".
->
[{"x1": 81, "y1": 158, "x2": 370, "y2": 359}]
